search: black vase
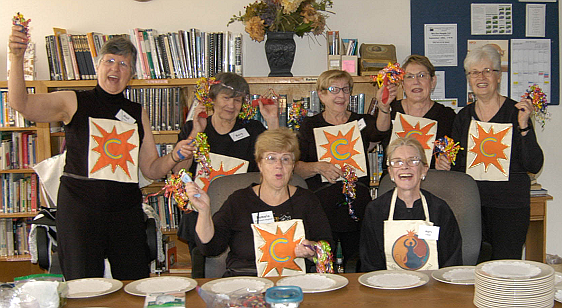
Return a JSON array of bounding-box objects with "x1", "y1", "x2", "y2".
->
[{"x1": 265, "y1": 32, "x2": 296, "y2": 77}]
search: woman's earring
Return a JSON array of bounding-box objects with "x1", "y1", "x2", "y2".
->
[
  {"x1": 422, "y1": 175, "x2": 426, "y2": 181},
  {"x1": 391, "y1": 177, "x2": 395, "y2": 182}
]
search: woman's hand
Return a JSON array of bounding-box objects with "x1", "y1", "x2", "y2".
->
[
  {"x1": 295, "y1": 239, "x2": 316, "y2": 258},
  {"x1": 316, "y1": 161, "x2": 343, "y2": 183},
  {"x1": 185, "y1": 181, "x2": 211, "y2": 214},
  {"x1": 375, "y1": 83, "x2": 398, "y2": 112},
  {"x1": 9, "y1": 25, "x2": 29, "y2": 57},
  {"x1": 515, "y1": 98, "x2": 533, "y2": 133},
  {"x1": 172, "y1": 138, "x2": 196, "y2": 162},
  {"x1": 435, "y1": 154, "x2": 451, "y2": 171},
  {"x1": 191, "y1": 104, "x2": 208, "y2": 135},
  {"x1": 259, "y1": 98, "x2": 280, "y2": 129}
]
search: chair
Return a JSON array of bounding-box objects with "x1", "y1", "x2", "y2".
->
[
  {"x1": 201, "y1": 172, "x2": 308, "y2": 278},
  {"x1": 377, "y1": 169, "x2": 481, "y2": 266}
]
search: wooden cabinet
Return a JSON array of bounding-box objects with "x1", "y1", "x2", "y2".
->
[{"x1": 526, "y1": 195, "x2": 553, "y2": 263}]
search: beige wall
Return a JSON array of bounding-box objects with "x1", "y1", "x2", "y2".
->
[{"x1": 1, "y1": 0, "x2": 560, "y2": 258}]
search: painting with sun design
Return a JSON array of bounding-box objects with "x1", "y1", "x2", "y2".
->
[
  {"x1": 313, "y1": 121, "x2": 367, "y2": 181},
  {"x1": 251, "y1": 219, "x2": 306, "y2": 277},
  {"x1": 88, "y1": 118, "x2": 140, "y2": 183},
  {"x1": 194, "y1": 153, "x2": 249, "y2": 192},
  {"x1": 466, "y1": 120, "x2": 512, "y2": 181},
  {"x1": 390, "y1": 113, "x2": 437, "y2": 165}
]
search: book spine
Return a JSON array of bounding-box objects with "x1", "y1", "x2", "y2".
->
[
  {"x1": 144, "y1": 30, "x2": 156, "y2": 79},
  {"x1": 181, "y1": 30, "x2": 193, "y2": 78},
  {"x1": 66, "y1": 34, "x2": 81, "y2": 80},
  {"x1": 81, "y1": 35, "x2": 96, "y2": 79},
  {"x1": 30, "y1": 174, "x2": 37, "y2": 211},
  {"x1": 162, "y1": 34, "x2": 175, "y2": 79},
  {"x1": 45, "y1": 36, "x2": 56, "y2": 80},
  {"x1": 59, "y1": 34, "x2": 74, "y2": 80},
  {"x1": 128, "y1": 29, "x2": 144, "y2": 80},
  {"x1": 174, "y1": 32, "x2": 188, "y2": 79},
  {"x1": 156, "y1": 35, "x2": 171, "y2": 79},
  {"x1": 234, "y1": 34, "x2": 243, "y2": 75},
  {"x1": 70, "y1": 35, "x2": 87, "y2": 80}
]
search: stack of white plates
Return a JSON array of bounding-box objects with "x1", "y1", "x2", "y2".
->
[{"x1": 474, "y1": 260, "x2": 555, "y2": 308}]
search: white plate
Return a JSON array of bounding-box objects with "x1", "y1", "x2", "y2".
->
[
  {"x1": 124, "y1": 276, "x2": 197, "y2": 296},
  {"x1": 358, "y1": 270, "x2": 429, "y2": 290},
  {"x1": 476, "y1": 260, "x2": 553, "y2": 282},
  {"x1": 276, "y1": 273, "x2": 348, "y2": 293},
  {"x1": 65, "y1": 278, "x2": 123, "y2": 299},
  {"x1": 555, "y1": 289, "x2": 562, "y2": 303},
  {"x1": 432, "y1": 266, "x2": 475, "y2": 285},
  {"x1": 201, "y1": 277, "x2": 274, "y2": 294}
]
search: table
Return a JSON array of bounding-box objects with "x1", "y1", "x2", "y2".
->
[
  {"x1": 64, "y1": 273, "x2": 562, "y2": 308},
  {"x1": 527, "y1": 195, "x2": 552, "y2": 263}
]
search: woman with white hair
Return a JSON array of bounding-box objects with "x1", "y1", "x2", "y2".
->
[{"x1": 446, "y1": 45, "x2": 543, "y2": 260}]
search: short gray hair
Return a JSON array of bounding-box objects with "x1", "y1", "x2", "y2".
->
[
  {"x1": 99, "y1": 37, "x2": 137, "y2": 75},
  {"x1": 386, "y1": 137, "x2": 428, "y2": 167},
  {"x1": 463, "y1": 45, "x2": 501, "y2": 72}
]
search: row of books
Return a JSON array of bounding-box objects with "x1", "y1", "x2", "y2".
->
[
  {"x1": 124, "y1": 87, "x2": 184, "y2": 131},
  {"x1": 0, "y1": 89, "x2": 35, "y2": 128},
  {"x1": 145, "y1": 194, "x2": 180, "y2": 231},
  {"x1": 45, "y1": 28, "x2": 243, "y2": 81},
  {"x1": 1, "y1": 174, "x2": 39, "y2": 214},
  {"x1": 0, "y1": 132, "x2": 37, "y2": 170},
  {"x1": 0, "y1": 218, "x2": 31, "y2": 257}
]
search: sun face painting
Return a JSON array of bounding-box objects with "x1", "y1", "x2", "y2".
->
[
  {"x1": 390, "y1": 113, "x2": 437, "y2": 164},
  {"x1": 252, "y1": 220, "x2": 306, "y2": 277},
  {"x1": 313, "y1": 121, "x2": 367, "y2": 180},
  {"x1": 466, "y1": 120, "x2": 512, "y2": 181},
  {"x1": 88, "y1": 118, "x2": 139, "y2": 183},
  {"x1": 195, "y1": 153, "x2": 249, "y2": 191}
]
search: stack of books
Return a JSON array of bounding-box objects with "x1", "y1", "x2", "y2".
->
[
  {"x1": 45, "y1": 28, "x2": 243, "y2": 81},
  {"x1": 530, "y1": 182, "x2": 548, "y2": 197}
]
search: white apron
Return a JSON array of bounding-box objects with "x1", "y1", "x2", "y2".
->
[{"x1": 384, "y1": 189, "x2": 439, "y2": 271}]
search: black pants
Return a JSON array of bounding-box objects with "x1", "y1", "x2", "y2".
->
[
  {"x1": 57, "y1": 182, "x2": 150, "y2": 280},
  {"x1": 481, "y1": 206, "x2": 530, "y2": 260}
]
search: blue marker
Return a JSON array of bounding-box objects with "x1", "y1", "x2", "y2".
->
[{"x1": 180, "y1": 172, "x2": 200, "y2": 198}]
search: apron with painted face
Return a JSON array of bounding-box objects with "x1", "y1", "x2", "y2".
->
[{"x1": 384, "y1": 189, "x2": 439, "y2": 271}]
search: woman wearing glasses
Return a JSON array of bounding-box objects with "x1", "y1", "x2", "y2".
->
[
  {"x1": 375, "y1": 55, "x2": 456, "y2": 169},
  {"x1": 185, "y1": 128, "x2": 333, "y2": 276},
  {"x1": 360, "y1": 137, "x2": 462, "y2": 271},
  {"x1": 174, "y1": 72, "x2": 279, "y2": 277},
  {"x1": 8, "y1": 29, "x2": 192, "y2": 280},
  {"x1": 295, "y1": 70, "x2": 379, "y2": 272},
  {"x1": 448, "y1": 45, "x2": 543, "y2": 260}
]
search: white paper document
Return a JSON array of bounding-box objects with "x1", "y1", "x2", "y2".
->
[
  {"x1": 471, "y1": 4, "x2": 513, "y2": 35},
  {"x1": 424, "y1": 24, "x2": 457, "y2": 67},
  {"x1": 510, "y1": 39, "x2": 551, "y2": 101},
  {"x1": 526, "y1": 4, "x2": 546, "y2": 37}
]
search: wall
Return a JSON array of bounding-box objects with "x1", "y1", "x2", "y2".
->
[{"x1": 1, "y1": 0, "x2": 560, "y2": 257}]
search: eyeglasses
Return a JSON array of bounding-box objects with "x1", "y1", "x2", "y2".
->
[
  {"x1": 404, "y1": 72, "x2": 431, "y2": 82},
  {"x1": 101, "y1": 58, "x2": 130, "y2": 70},
  {"x1": 466, "y1": 68, "x2": 499, "y2": 78},
  {"x1": 387, "y1": 157, "x2": 422, "y2": 168},
  {"x1": 324, "y1": 86, "x2": 351, "y2": 94},
  {"x1": 263, "y1": 154, "x2": 294, "y2": 165}
]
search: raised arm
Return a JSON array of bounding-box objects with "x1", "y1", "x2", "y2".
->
[{"x1": 8, "y1": 25, "x2": 76, "y2": 124}]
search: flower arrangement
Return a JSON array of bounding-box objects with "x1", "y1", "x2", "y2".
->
[{"x1": 228, "y1": 0, "x2": 334, "y2": 42}]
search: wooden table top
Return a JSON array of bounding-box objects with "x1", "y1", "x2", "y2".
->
[{"x1": 64, "y1": 272, "x2": 562, "y2": 308}]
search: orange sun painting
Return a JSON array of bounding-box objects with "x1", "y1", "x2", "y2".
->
[
  {"x1": 198, "y1": 162, "x2": 246, "y2": 192},
  {"x1": 468, "y1": 122, "x2": 511, "y2": 175},
  {"x1": 395, "y1": 114, "x2": 436, "y2": 149},
  {"x1": 90, "y1": 121, "x2": 137, "y2": 178},
  {"x1": 319, "y1": 126, "x2": 364, "y2": 172},
  {"x1": 255, "y1": 222, "x2": 303, "y2": 276}
]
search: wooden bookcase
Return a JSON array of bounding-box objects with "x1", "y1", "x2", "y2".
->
[{"x1": 0, "y1": 76, "x2": 377, "y2": 280}]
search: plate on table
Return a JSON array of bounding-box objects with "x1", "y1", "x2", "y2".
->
[
  {"x1": 66, "y1": 278, "x2": 123, "y2": 299},
  {"x1": 432, "y1": 266, "x2": 476, "y2": 285},
  {"x1": 556, "y1": 289, "x2": 562, "y2": 303},
  {"x1": 124, "y1": 276, "x2": 197, "y2": 296},
  {"x1": 201, "y1": 277, "x2": 274, "y2": 294},
  {"x1": 358, "y1": 270, "x2": 429, "y2": 290},
  {"x1": 276, "y1": 273, "x2": 348, "y2": 293}
]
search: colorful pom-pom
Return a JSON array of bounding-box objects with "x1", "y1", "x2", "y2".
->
[
  {"x1": 340, "y1": 164, "x2": 359, "y2": 221},
  {"x1": 193, "y1": 133, "x2": 212, "y2": 176},
  {"x1": 373, "y1": 62, "x2": 405, "y2": 104},
  {"x1": 195, "y1": 77, "x2": 220, "y2": 115},
  {"x1": 433, "y1": 136, "x2": 463, "y2": 165},
  {"x1": 12, "y1": 12, "x2": 31, "y2": 33},
  {"x1": 287, "y1": 100, "x2": 308, "y2": 131},
  {"x1": 522, "y1": 84, "x2": 549, "y2": 128},
  {"x1": 312, "y1": 240, "x2": 334, "y2": 274}
]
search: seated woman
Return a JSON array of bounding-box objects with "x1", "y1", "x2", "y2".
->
[
  {"x1": 185, "y1": 128, "x2": 333, "y2": 277},
  {"x1": 360, "y1": 137, "x2": 462, "y2": 272}
]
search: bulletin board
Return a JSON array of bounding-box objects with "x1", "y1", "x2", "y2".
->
[{"x1": 410, "y1": 0, "x2": 559, "y2": 106}]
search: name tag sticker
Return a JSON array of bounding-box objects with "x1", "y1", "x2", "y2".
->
[
  {"x1": 418, "y1": 225, "x2": 440, "y2": 240},
  {"x1": 252, "y1": 211, "x2": 275, "y2": 224},
  {"x1": 230, "y1": 128, "x2": 250, "y2": 142},
  {"x1": 116, "y1": 109, "x2": 136, "y2": 124},
  {"x1": 358, "y1": 118, "x2": 366, "y2": 131}
]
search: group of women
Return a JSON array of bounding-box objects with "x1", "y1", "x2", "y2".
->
[
  {"x1": 180, "y1": 44, "x2": 543, "y2": 276},
  {"x1": 9, "y1": 23, "x2": 543, "y2": 280}
]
